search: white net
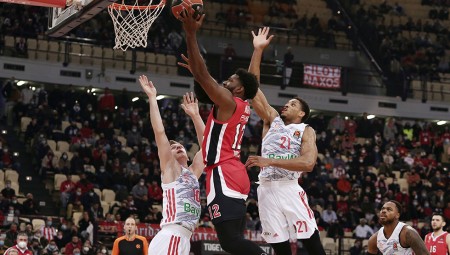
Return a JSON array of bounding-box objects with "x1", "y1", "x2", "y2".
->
[{"x1": 108, "y1": 0, "x2": 165, "y2": 51}]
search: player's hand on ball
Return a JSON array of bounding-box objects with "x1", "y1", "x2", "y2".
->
[
  {"x1": 245, "y1": 155, "x2": 271, "y2": 168},
  {"x1": 139, "y1": 75, "x2": 157, "y2": 98},
  {"x1": 179, "y1": 1, "x2": 205, "y2": 31},
  {"x1": 181, "y1": 92, "x2": 199, "y2": 117}
]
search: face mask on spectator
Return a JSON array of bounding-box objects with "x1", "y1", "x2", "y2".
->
[
  {"x1": 99, "y1": 167, "x2": 105, "y2": 173},
  {"x1": 140, "y1": 181, "x2": 144, "y2": 186},
  {"x1": 47, "y1": 221, "x2": 52, "y2": 227},
  {"x1": 101, "y1": 249, "x2": 107, "y2": 254},
  {"x1": 18, "y1": 241, "x2": 27, "y2": 249},
  {"x1": 76, "y1": 191, "x2": 82, "y2": 196},
  {"x1": 0, "y1": 241, "x2": 4, "y2": 246},
  {"x1": 83, "y1": 246, "x2": 89, "y2": 252}
]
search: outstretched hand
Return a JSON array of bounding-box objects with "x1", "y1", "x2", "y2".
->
[
  {"x1": 181, "y1": 92, "x2": 199, "y2": 118},
  {"x1": 177, "y1": 54, "x2": 192, "y2": 74},
  {"x1": 179, "y1": 1, "x2": 205, "y2": 33},
  {"x1": 138, "y1": 75, "x2": 157, "y2": 98},
  {"x1": 252, "y1": 27, "x2": 274, "y2": 50}
]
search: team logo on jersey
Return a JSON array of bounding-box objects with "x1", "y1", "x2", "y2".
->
[
  {"x1": 392, "y1": 242, "x2": 398, "y2": 251},
  {"x1": 136, "y1": 244, "x2": 141, "y2": 249},
  {"x1": 293, "y1": 130, "x2": 301, "y2": 139}
]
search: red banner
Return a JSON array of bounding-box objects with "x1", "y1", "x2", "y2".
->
[
  {"x1": 303, "y1": 64, "x2": 341, "y2": 89},
  {"x1": 98, "y1": 221, "x2": 266, "y2": 242}
]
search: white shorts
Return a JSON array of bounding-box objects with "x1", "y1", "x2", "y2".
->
[
  {"x1": 148, "y1": 224, "x2": 192, "y2": 255},
  {"x1": 258, "y1": 180, "x2": 317, "y2": 243}
]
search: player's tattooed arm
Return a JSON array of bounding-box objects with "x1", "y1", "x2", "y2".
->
[{"x1": 403, "y1": 226, "x2": 430, "y2": 255}]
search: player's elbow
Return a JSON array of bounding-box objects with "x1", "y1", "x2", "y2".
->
[{"x1": 304, "y1": 160, "x2": 316, "y2": 172}]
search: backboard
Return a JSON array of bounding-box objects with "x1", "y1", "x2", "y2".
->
[{"x1": 47, "y1": 0, "x2": 116, "y2": 37}]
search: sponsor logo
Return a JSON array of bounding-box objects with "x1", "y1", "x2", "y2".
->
[
  {"x1": 262, "y1": 232, "x2": 271, "y2": 236},
  {"x1": 136, "y1": 244, "x2": 140, "y2": 249},
  {"x1": 293, "y1": 130, "x2": 301, "y2": 139},
  {"x1": 393, "y1": 242, "x2": 398, "y2": 251},
  {"x1": 267, "y1": 153, "x2": 297, "y2": 160},
  {"x1": 184, "y1": 202, "x2": 200, "y2": 217}
]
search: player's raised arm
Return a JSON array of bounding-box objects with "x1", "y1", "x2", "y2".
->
[
  {"x1": 138, "y1": 75, "x2": 175, "y2": 174},
  {"x1": 179, "y1": 4, "x2": 235, "y2": 112},
  {"x1": 181, "y1": 92, "x2": 205, "y2": 178},
  {"x1": 181, "y1": 92, "x2": 205, "y2": 145},
  {"x1": 245, "y1": 126, "x2": 317, "y2": 171},
  {"x1": 248, "y1": 27, "x2": 278, "y2": 125}
]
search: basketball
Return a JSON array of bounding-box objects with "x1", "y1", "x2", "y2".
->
[{"x1": 171, "y1": 0, "x2": 203, "y2": 20}]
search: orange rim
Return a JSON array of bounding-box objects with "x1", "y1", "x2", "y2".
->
[{"x1": 109, "y1": 0, "x2": 165, "y2": 11}]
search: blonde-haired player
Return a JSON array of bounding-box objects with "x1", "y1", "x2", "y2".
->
[{"x1": 139, "y1": 75, "x2": 205, "y2": 255}]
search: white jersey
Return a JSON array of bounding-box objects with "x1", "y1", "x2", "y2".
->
[
  {"x1": 161, "y1": 167, "x2": 200, "y2": 232},
  {"x1": 259, "y1": 116, "x2": 307, "y2": 182},
  {"x1": 377, "y1": 222, "x2": 413, "y2": 255}
]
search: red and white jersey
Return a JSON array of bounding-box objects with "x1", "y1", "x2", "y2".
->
[
  {"x1": 40, "y1": 226, "x2": 57, "y2": 241},
  {"x1": 161, "y1": 167, "x2": 200, "y2": 232},
  {"x1": 4, "y1": 245, "x2": 33, "y2": 255},
  {"x1": 425, "y1": 232, "x2": 449, "y2": 255},
  {"x1": 202, "y1": 97, "x2": 250, "y2": 166}
]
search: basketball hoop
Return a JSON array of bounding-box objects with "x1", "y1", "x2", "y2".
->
[{"x1": 108, "y1": 0, "x2": 165, "y2": 51}]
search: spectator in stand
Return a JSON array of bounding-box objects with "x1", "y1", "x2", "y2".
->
[
  {"x1": 328, "y1": 113, "x2": 345, "y2": 133},
  {"x1": 130, "y1": 178, "x2": 147, "y2": 202},
  {"x1": 95, "y1": 166, "x2": 113, "y2": 190},
  {"x1": 78, "y1": 212, "x2": 94, "y2": 244},
  {"x1": 322, "y1": 204, "x2": 338, "y2": 228},
  {"x1": 147, "y1": 180, "x2": 162, "y2": 204},
  {"x1": 67, "y1": 187, "x2": 84, "y2": 220},
  {"x1": 4, "y1": 224, "x2": 18, "y2": 247},
  {"x1": 354, "y1": 218, "x2": 374, "y2": 239},
  {"x1": 125, "y1": 157, "x2": 140, "y2": 176},
  {"x1": 22, "y1": 193, "x2": 39, "y2": 215},
  {"x1": 80, "y1": 188, "x2": 100, "y2": 211},
  {"x1": 349, "y1": 239, "x2": 363, "y2": 255},
  {"x1": 40, "y1": 217, "x2": 57, "y2": 242},
  {"x1": 98, "y1": 88, "x2": 115, "y2": 113},
  {"x1": 75, "y1": 173, "x2": 94, "y2": 194},
  {"x1": 42, "y1": 240, "x2": 59, "y2": 255},
  {"x1": 65, "y1": 236, "x2": 82, "y2": 255},
  {"x1": 4, "y1": 232, "x2": 31, "y2": 255},
  {"x1": 60, "y1": 175, "x2": 75, "y2": 210},
  {"x1": 1, "y1": 181, "x2": 15, "y2": 200},
  {"x1": 58, "y1": 153, "x2": 71, "y2": 175},
  {"x1": 40, "y1": 150, "x2": 57, "y2": 178},
  {"x1": 406, "y1": 168, "x2": 421, "y2": 186},
  {"x1": 0, "y1": 235, "x2": 9, "y2": 255}
]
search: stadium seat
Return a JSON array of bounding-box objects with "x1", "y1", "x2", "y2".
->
[
  {"x1": 0, "y1": 170, "x2": 4, "y2": 182},
  {"x1": 71, "y1": 175, "x2": 80, "y2": 183},
  {"x1": 20, "y1": 117, "x2": 32, "y2": 133},
  {"x1": 5, "y1": 170, "x2": 19, "y2": 183},
  {"x1": 72, "y1": 212, "x2": 83, "y2": 226},
  {"x1": 57, "y1": 141, "x2": 70, "y2": 152},
  {"x1": 93, "y1": 188, "x2": 102, "y2": 198},
  {"x1": 0, "y1": 182, "x2": 4, "y2": 191},
  {"x1": 61, "y1": 121, "x2": 70, "y2": 132},
  {"x1": 117, "y1": 136, "x2": 126, "y2": 146},
  {"x1": 54, "y1": 174, "x2": 67, "y2": 191},
  {"x1": 32, "y1": 218, "x2": 45, "y2": 230},
  {"x1": 122, "y1": 147, "x2": 133, "y2": 155},
  {"x1": 47, "y1": 139, "x2": 57, "y2": 152},
  {"x1": 100, "y1": 201, "x2": 109, "y2": 216},
  {"x1": 11, "y1": 182, "x2": 20, "y2": 194},
  {"x1": 102, "y1": 189, "x2": 116, "y2": 204}
]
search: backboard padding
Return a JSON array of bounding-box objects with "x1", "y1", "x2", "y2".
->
[{"x1": 47, "y1": 0, "x2": 116, "y2": 37}]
